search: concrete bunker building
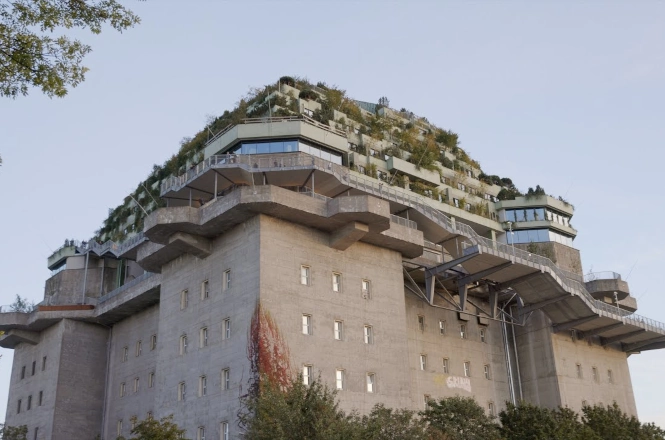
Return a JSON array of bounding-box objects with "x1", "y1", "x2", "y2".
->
[{"x1": 2, "y1": 80, "x2": 664, "y2": 440}]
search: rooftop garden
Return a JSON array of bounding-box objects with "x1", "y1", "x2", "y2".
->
[{"x1": 93, "y1": 75, "x2": 544, "y2": 243}]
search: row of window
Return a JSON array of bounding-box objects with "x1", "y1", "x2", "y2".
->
[
  {"x1": 180, "y1": 271, "x2": 232, "y2": 310},
  {"x1": 504, "y1": 207, "x2": 570, "y2": 227},
  {"x1": 424, "y1": 394, "x2": 497, "y2": 415},
  {"x1": 179, "y1": 319, "x2": 231, "y2": 354},
  {"x1": 120, "y1": 372, "x2": 155, "y2": 397},
  {"x1": 506, "y1": 228, "x2": 574, "y2": 247},
  {"x1": 301, "y1": 366, "x2": 376, "y2": 393},
  {"x1": 302, "y1": 316, "x2": 375, "y2": 343},
  {"x1": 19, "y1": 356, "x2": 47, "y2": 380},
  {"x1": 16, "y1": 391, "x2": 43, "y2": 413},
  {"x1": 576, "y1": 364, "x2": 615, "y2": 384},
  {"x1": 418, "y1": 316, "x2": 488, "y2": 342},
  {"x1": 122, "y1": 334, "x2": 157, "y2": 362},
  {"x1": 418, "y1": 355, "x2": 491, "y2": 379},
  {"x1": 300, "y1": 266, "x2": 371, "y2": 298},
  {"x1": 176, "y1": 369, "x2": 232, "y2": 401},
  {"x1": 117, "y1": 419, "x2": 229, "y2": 440}
]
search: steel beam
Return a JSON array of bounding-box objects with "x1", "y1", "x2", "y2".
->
[
  {"x1": 519, "y1": 294, "x2": 571, "y2": 315},
  {"x1": 601, "y1": 329, "x2": 646, "y2": 346},
  {"x1": 552, "y1": 315, "x2": 598, "y2": 333},
  {"x1": 622, "y1": 336, "x2": 665, "y2": 353},
  {"x1": 456, "y1": 262, "x2": 513, "y2": 287},
  {"x1": 425, "y1": 252, "x2": 478, "y2": 278},
  {"x1": 579, "y1": 323, "x2": 624, "y2": 339}
]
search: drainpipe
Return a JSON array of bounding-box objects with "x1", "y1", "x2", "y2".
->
[
  {"x1": 100, "y1": 326, "x2": 113, "y2": 439},
  {"x1": 511, "y1": 316, "x2": 524, "y2": 401},
  {"x1": 501, "y1": 311, "x2": 516, "y2": 404},
  {"x1": 99, "y1": 257, "x2": 106, "y2": 297},
  {"x1": 81, "y1": 251, "x2": 90, "y2": 305}
]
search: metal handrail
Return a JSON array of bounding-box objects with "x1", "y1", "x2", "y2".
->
[
  {"x1": 390, "y1": 215, "x2": 418, "y2": 230},
  {"x1": 584, "y1": 271, "x2": 622, "y2": 283},
  {"x1": 154, "y1": 151, "x2": 665, "y2": 333}
]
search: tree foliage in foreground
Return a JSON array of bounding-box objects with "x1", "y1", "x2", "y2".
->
[
  {"x1": 0, "y1": 424, "x2": 27, "y2": 440},
  {"x1": 582, "y1": 402, "x2": 665, "y2": 440},
  {"x1": 0, "y1": 0, "x2": 140, "y2": 98},
  {"x1": 420, "y1": 396, "x2": 501, "y2": 440},
  {"x1": 116, "y1": 414, "x2": 188, "y2": 440}
]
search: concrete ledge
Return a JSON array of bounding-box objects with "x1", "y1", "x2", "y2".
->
[{"x1": 0, "y1": 329, "x2": 40, "y2": 349}]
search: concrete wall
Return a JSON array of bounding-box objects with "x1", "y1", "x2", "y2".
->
[
  {"x1": 552, "y1": 332, "x2": 636, "y2": 415},
  {"x1": 44, "y1": 265, "x2": 118, "y2": 304},
  {"x1": 4, "y1": 321, "x2": 64, "y2": 440},
  {"x1": 4, "y1": 319, "x2": 108, "y2": 440},
  {"x1": 150, "y1": 216, "x2": 261, "y2": 440},
  {"x1": 51, "y1": 320, "x2": 108, "y2": 440},
  {"x1": 404, "y1": 294, "x2": 510, "y2": 414},
  {"x1": 104, "y1": 305, "x2": 160, "y2": 439},
  {"x1": 515, "y1": 310, "x2": 637, "y2": 415},
  {"x1": 258, "y1": 215, "x2": 412, "y2": 414}
]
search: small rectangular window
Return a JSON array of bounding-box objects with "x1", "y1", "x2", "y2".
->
[
  {"x1": 201, "y1": 280, "x2": 209, "y2": 299},
  {"x1": 592, "y1": 367, "x2": 599, "y2": 383},
  {"x1": 200, "y1": 327, "x2": 208, "y2": 347},
  {"x1": 301, "y1": 265, "x2": 310, "y2": 285},
  {"x1": 582, "y1": 400, "x2": 587, "y2": 407},
  {"x1": 180, "y1": 334, "x2": 188, "y2": 355},
  {"x1": 488, "y1": 402, "x2": 495, "y2": 416},
  {"x1": 224, "y1": 269, "x2": 231, "y2": 290},
  {"x1": 334, "y1": 321, "x2": 343, "y2": 340},
  {"x1": 117, "y1": 420, "x2": 123, "y2": 436},
  {"x1": 34, "y1": 427, "x2": 38, "y2": 440},
  {"x1": 439, "y1": 320, "x2": 446, "y2": 335},
  {"x1": 443, "y1": 358, "x2": 450, "y2": 374},
  {"x1": 608, "y1": 369, "x2": 614, "y2": 384},
  {"x1": 420, "y1": 354, "x2": 427, "y2": 371},
  {"x1": 120, "y1": 382, "x2": 126, "y2": 397},
  {"x1": 17, "y1": 399, "x2": 21, "y2": 414},
  {"x1": 27, "y1": 395, "x2": 32, "y2": 410},
  {"x1": 148, "y1": 372, "x2": 155, "y2": 388},
  {"x1": 335, "y1": 369, "x2": 345, "y2": 390},
  {"x1": 134, "y1": 377, "x2": 140, "y2": 393},
  {"x1": 484, "y1": 364, "x2": 491, "y2": 380},
  {"x1": 178, "y1": 382, "x2": 186, "y2": 401},
  {"x1": 199, "y1": 376, "x2": 207, "y2": 397},
  {"x1": 576, "y1": 363, "x2": 583, "y2": 379},
  {"x1": 20, "y1": 365, "x2": 25, "y2": 379},
  {"x1": 460, "y1": 324, "x2": 467, "y2": 340},
  {"x1": 38, "y1": 391, "x2": 43, "y2": 406},
  {"x1": 122, "y1": 346, "x2": 128, "y2": 362},
  {"x1": 197, "y1": 426, "x2": 206, "y2": 440},
  {"x1": 31, "y1": 361, "x2": 36, "y2": 376},
  {"x1": 424, "y1": 394, "x2": 431, "y2": 409},
  {"x1": 332, "y1": 272, "x2": 342, "y2": 292},
  {"x1": 150, "y1": 334, "x2": 157, "y2": 350},
  {"x1": 180, "y1": 289, "x2": 189, "y2": 310},
  {"x1": 366, "y1": 373, "x2": 375, "y2": 393},
  {"x1": 303, "y1": 365, "x2": 312, "y2": 385},
  {"x1": 464, "y1": 361, "x2": 471, "y2": 377},
  {"x1": 302, "y1": 315, "x2": 312, "y2": 335},
  {"x1": 222, "y1": 368, "x2": 230, "y2": 390},
  {"x1": 42, "y1": 356, "x2": 47, "y2": 371},
  {"x1": 418, "y1": 315, "x2": 425, "y2": 332},
  {"x1": 480, "y1": 328, "x2": 486, "y2": 343},
  {"x1": 221, "y1": 422, "x2": 229, "y2": 440},
  {"x1": 364, "y1": 325, "x2": 373, "y2": 344},
  {"x1": 136, "y1": 340, "x2": 142, "y2": 357},
  {"x1": 223, "y1": 319, "x2": 231, "y2": 339},
  {"x1": 147, "y1": 411, "x2": 153, "y2": 420},
  {"x1": 362, "y1": 279, "x2": 371, "y2": 299}
]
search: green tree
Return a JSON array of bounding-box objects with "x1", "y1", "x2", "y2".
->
[
  {"x1": 0, "y1": 0, "x2": 140, "y2": 98},
  {"x1": 119, "y1": 415, "x2": 188, "y2": 440},
  {"x1": 499, "y1": 401, "x2": 595, "y2": 440},
  {"x1": 239, "y1": 375, "x2": 359, "y2": 440},
  {"x1": 0, "y1": 424, "x2": 28, "y2": 440},
  {"x1": 420, "y1": 396, "x2": 501, "y2": 440},
  {"x1": 359, "y1": 404, "x2": 428, "y2": 440},
  {"x1": 582, "y1": 402, "x2": 665, "y2": 440},
  {"x1": 9, "y1": 294, "x2": 35, "y2": 312}
]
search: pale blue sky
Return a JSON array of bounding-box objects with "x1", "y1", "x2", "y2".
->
[{"x1": 1, "y1": 0, "x2": 664, "y2": 426}]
